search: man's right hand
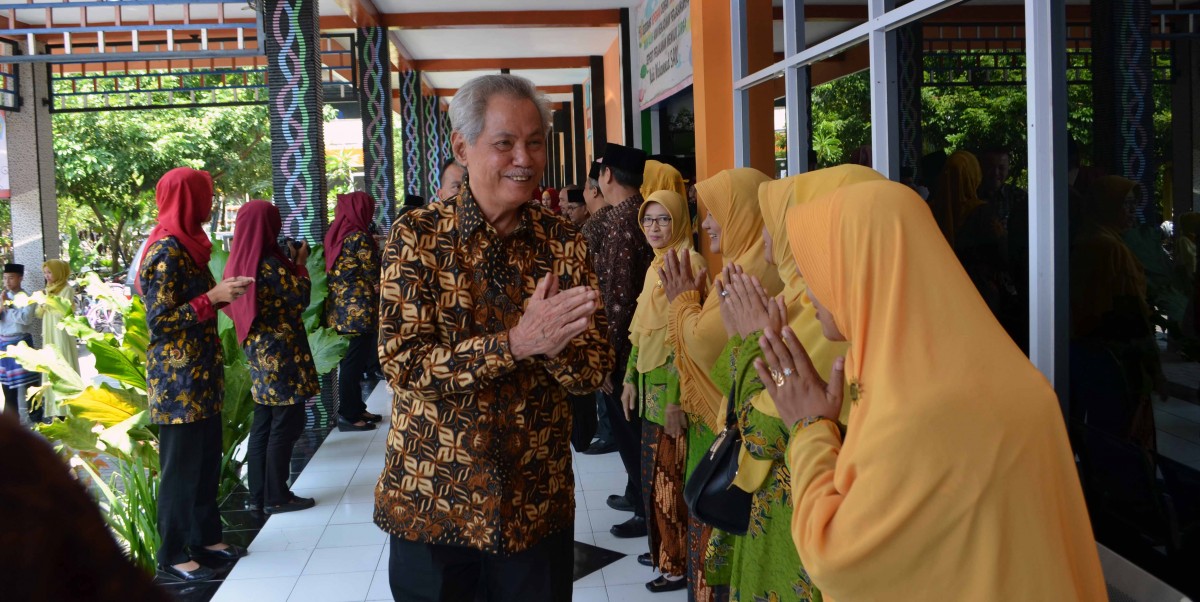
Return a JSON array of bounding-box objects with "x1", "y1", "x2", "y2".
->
[{"x1": 509, "y1": 273, "x2": 599, "y2": 361}]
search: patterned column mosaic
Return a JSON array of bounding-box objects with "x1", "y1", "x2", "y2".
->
[
  {"x1": 355, "y1": 26, "x2": 396, "y2": 229},
  {"x1": 423, "y1": 93, "x2": 444, "y2": 198},
  {"x1": 263, "y1": 0, "x2": 326, "y2": 241},
  {"x1": 897, "y1": 23, "x2": 923, "y2": 185},
  {"x1": 1093, "y1": 0, "x2": 1155, "y2": 223},
  {"x1": 399, "y1": 69, "x2": 425, "y2": 204}
]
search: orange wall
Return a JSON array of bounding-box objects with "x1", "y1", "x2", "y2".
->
[{"x1": 603, "y1": 37, "x2": 624, "y2": 146}]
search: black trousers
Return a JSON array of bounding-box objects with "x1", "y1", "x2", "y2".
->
[
  {"x1": 569, "y1": 393, "x2": 597, "y2": 453},
  {"x1": 338, "y1": 332, "x2": 372, "y2": 421},
  {"x1": 246, "y1": 403, "x2": 305, "y2": 507},
  {"x1": 1, "y1": 385, "x2": 17, "y2": 418},
  {"x1": 602, "y1": 382, "x2": 644, "y2": 517},
  {"x1": 157, "y1": 415, "x2": 223, "y2": 566},
  {"x1": 388, "y1": 529, "x2": 573, "y2": 602}
]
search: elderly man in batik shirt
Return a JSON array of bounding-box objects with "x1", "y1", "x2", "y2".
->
[{"x1": 374, "y1": 74, "x2": 613, "y2": 602}]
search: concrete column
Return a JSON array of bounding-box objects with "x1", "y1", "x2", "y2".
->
[
  {"x1": 263, "y1": 0, "x2": 327, "y2": 241},
  {"x1": 7, "y1": 41, "x2": 58, "y2": 302}
]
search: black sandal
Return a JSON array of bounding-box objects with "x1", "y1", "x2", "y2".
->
[
  {"x1": 645, "y1": 576, "x2": 687, "y2": 593},
  {"x1": 361, "y1": 411, "x2": 383, "y2": 423}
]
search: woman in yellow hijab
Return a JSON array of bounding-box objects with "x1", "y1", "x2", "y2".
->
[
  {"x1": 641, "y1": 160, "x2": 688, "y2": 200},
  {"x1": 712, "y1": 165, "x2": 884, "y2": 602},
  {"x1": 659, "y1": 167, "x2": 781, "y2": 595},
  {"x1": 621, "y1": 189, "x2": 703, "y2": 595},
  {"x1": 37, "y1": 259, "x2": 78, "y2": 419},
  {"x1": 755, "y1": 180, "x2": 1105, "y2": 600}
]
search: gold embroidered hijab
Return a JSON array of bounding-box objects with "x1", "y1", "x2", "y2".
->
[
  {"x1": 641, "y1": 160, "x2": 687, "y2": 200},
  {"x1": 42, "y1": 260, "x2": 71, "y2": 296},
  {"x1": 783, "y1": 180, "x2": 1105, "y2": 600},
  {"x1": 629, "y1": 190, "x2": 703, "y2": 373},
  {"x1": 671, "y1": 168, "x2": 780, "y2": 429}
]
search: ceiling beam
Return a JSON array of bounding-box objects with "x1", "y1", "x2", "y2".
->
[
  {"x1": 415, "y1": 57, "x2": 591, "y2": 71},
  {"x1": 769, "y1": 4, "x2": 1094, "y2": 22},
  {"x1": 386, "y1": 10, "x2": 621, "y2": 29},
  {"x1": 432, "y1": 84, "x2": 573, "y2": 96}
]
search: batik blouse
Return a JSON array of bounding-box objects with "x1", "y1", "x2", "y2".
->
[
  {"x1": 243, "y1": 255, "x2": 319, "y2": 406},
  {"x1": 141, "y1": 236, "x2": 223, "y2": 425},
  {"x1": 325, "y1": 230, "x2": 380, "y2": 335}
]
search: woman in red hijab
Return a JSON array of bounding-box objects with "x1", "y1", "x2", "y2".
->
[
  {"x1": 540, "y1": 187, "x2": 561, "y2": 214},
  {"x1": 138, "y1": 167, "x2": 253, "y2": 582},
  {"x1": 224, "y1": 200, "x2": 320, "y2": 514},
  {"x1": 323, "y1": 192, "x2": 382, "y2": 431}
]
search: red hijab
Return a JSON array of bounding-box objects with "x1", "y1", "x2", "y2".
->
[
  {"x1": 137, "y1": 167, "x2": 214, "y2": 293},
  {"x1": 324, "y1": 192, "x2": 376, "y2": 271},
  {"x1": 541, "y1": 187, "x2": 561, "y2": 213},
  {"x1": 223, "y1": 200, "x2": 299, "y2": 343}
]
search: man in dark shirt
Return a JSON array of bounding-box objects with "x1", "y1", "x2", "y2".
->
[{"x1": 593, "y1": 143, "x2": 655, "y2": 537}]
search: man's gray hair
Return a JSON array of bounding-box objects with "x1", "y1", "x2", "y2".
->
[{"x1": 450, "y1": 74, "x2": 552, "y2": 144}]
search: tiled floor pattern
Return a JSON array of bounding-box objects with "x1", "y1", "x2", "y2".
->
[{"x1": 209, "y1": 382, "x2": 687, "y2": 602}]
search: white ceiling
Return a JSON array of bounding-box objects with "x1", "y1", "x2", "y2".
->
[
  {"x1": 424, "y1": 68, "x2": 592, "y2": 88},
  {"x1": 373, "y1": 0, "x2": 639, "y2": 13},
  {"x1": 395, "y1": 27, "x2": 619, "y2": 61}
]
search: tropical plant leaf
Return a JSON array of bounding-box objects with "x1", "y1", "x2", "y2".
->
[
  {"x1": 308, "y1": 326, "x2": 348, "y2": 375},
  {"x1": 208, "y1": 248, "x2": 229, "y2": 283},
  {"x1": 0, "y1": 341, "x2": 87, "y2": 399},
  {"x1": 87, "y1": 338, "x2": 147, "y2": 391},
  {"x1": 37, "y1": 414, "x2": 100, "y2": 453},
  {"x1": 64, "y1": 383, "x2": 147, "y2": 427},
  {"x1": 98, "y1": 410, "x2": 156, "y2": 468},
  {"x1": 121, "y1": 296, "x2": 150, "y2": 361},
  {"x1": 302, "y1": 245, "x2": 329, "y2": 330}
]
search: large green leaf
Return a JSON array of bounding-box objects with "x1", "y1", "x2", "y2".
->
[
  {"x1": 64, "y1": 383, "x2": 147, "y2": 427},
  {"x1": 87, "y1": 338, "x2": 147, "y2": 392},
  {"x1": 208, "y1": 248, "x2": 229, "y2": 283},
  {"x1": 0, "y1": 341, "x2": 87, "y2": 399},
  {"x1": 121, "y1": 296, "x2": 150, "y2": 362},
  {"x1": 37, "y1": 414, "x2": 100, "y2": 453},
  {"x1": 302, "y1": 245, "x2": 329, "y2": 331},
  {"x1": 308, "y1": 326, "x2": 348, "y2": 375},
  {"x1": 98, "y1": 410, "x2": 156, "y2": 468}
]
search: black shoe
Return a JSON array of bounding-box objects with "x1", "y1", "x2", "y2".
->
[
  {"x1": 646, "y1": 575, "x2": 687, "y2": 593},
  {"x1": 606, "y1": 494, "x2": 635, "y2": 512},
  {"x1": 338, "y1": 417, "x2": 376, "y2": 432},
  {"x1": 245, "y1": 501, "x2": 263, "y2": 513},
  {"x1": 187, "y1": 543, "x2": 247, "y2": 562},
  {"x1": 158, "y1": 563, "x2": 216, "y2": 582},
  {"x1": 360, "y1": 411, "x2": 383, "y2": 423},
  {"x1": 610, "y1": 516, "x2": 647, "y2": 538},
  {"x1": 265, "y1": 495, "x2": 316, "y2": 515},
  {"x1": 582, "y1": 439, "x2": 617, "y2": 455},
  {"x1": 637, "y1": 552, "x2": 653, "y2": 567}
]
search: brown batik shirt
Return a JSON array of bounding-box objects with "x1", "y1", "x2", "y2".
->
[
  {"x1": 593, "y1": 194, "x2": 654, "y2": 372},
  {"x1": 374, "y1": 187, "x2": 614, "y2": 555}
]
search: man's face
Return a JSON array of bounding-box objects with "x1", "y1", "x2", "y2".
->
[
  {"x1": 437, "y1": 162, "x2": 466, "y2": 201},
  {"x1": 3, "y1": 273, "x2": 21, "y2": 292},
  {"x1": 563, "y1": 202, "x2": 588, "y2": 226},
  {"x1": 981, "y1": 152, "x2": 1011, "y2": 190},
  {"x1": 452, "y1": 95, "x2": 547, "y2": 213}
]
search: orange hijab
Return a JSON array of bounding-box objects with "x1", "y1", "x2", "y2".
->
[
  {"x1": 641, "y1": 160, "x2": 687, "y2": 199},
  {"x1": 783, "y1": 181, "x2": 1105, "y2": 600},
  {"x1": 672, "y1": 168, "x2": 780, "y2": 429},
  {"x1": 928, "y1": 150, "x2": 983, "y2": 247}
]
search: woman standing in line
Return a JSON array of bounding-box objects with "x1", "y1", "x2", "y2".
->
[
  {"x1": 224, "y1": 200, "x2": 320, "y2": 514},
  {"x1": 325, "y1": 192, "x2": 382, "y2": 431},
  {"x1": 38, "y1": 259, "x2": 79, "y2": 421},
  {"x1": 139, "y1": 167, "x2": 252, "y2": 582}
]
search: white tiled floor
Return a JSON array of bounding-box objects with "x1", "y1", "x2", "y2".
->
[{"x1": 211, "y1": 383, "x2": 687, "y2": 602}]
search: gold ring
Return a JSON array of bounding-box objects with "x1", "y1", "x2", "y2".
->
[{"x1": 770, "y1": 369, "x2": 785, "y2": 387}]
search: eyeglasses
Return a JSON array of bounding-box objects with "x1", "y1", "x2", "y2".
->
[{"x1": 641, "y1": 215, "x2": 673, "y2": 229}]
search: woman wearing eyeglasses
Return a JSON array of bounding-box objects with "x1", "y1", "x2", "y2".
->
[{"x1": 621, "y1": 190, "x2": 705, "y2": 594}]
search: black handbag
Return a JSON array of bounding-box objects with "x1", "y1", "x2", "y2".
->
[{"x1": 683, "y1": 377, "x2": 752, "y2": 535}]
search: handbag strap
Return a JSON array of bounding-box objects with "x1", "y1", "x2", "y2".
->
[{"x1": 725, "y1": 347, "x2": 739, "y2": 430}]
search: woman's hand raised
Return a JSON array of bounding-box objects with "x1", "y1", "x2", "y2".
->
[
  {"x1": 754, "y1": 325, "x2": 845, "y2": 430},
  {"x1": 658, "y1": 250, "x2": 707, "y2": 303}
]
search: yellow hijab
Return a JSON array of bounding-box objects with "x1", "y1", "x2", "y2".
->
[
  {"x1": 928, "y1": 150, "x2": 983, "y2": 247},
  {"x1": 629, "y1": 190, "x2": 703, "y2": 373},
  {"x1": 1071, "y1": 175, "x2": 1147, "y2": 338},
  {"x1": 730, "y1": 166, "x2": 884, "y2": 492},
  {"x1": 42, "y1": 260, "x2": 71, "y2": 296},
  {"x1": 641, "y1": 160, "x2": 687, "y2": 200},
  {"x1": 672, "y1": 168, "x2": 781, "y2": 430},
  {"x1": 784, "y1": 180, "x2": 1105, "y2": 600}
]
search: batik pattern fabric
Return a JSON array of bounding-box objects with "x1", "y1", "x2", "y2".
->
[
  {"x1": 594, "y1": 194, "x2": 654, "y2": 369},
  {"x1": 624, "y1": 345, "x2": 680, "y2": 426},
  {"x1": 582, "y1": 205, "x2": 615, "y2": 287},
  {"x1": 374, "y1": 190, "x2": 614, "y2": 555},
  {"x1": 244, "y1": 255, "x2": 320, "y2": 406},
  {"x1": 652, "y1": 427, "x2": 689, "y2": 578},
  {"x1": 325, "y1": 231, "x2": 381, "y2": 335},
  {"x1": 141, "y1": 237, "x2": 224, "y2": 425},
  {"x1": 709, "y1": 334, "x2": 821, "y2": 602}
]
